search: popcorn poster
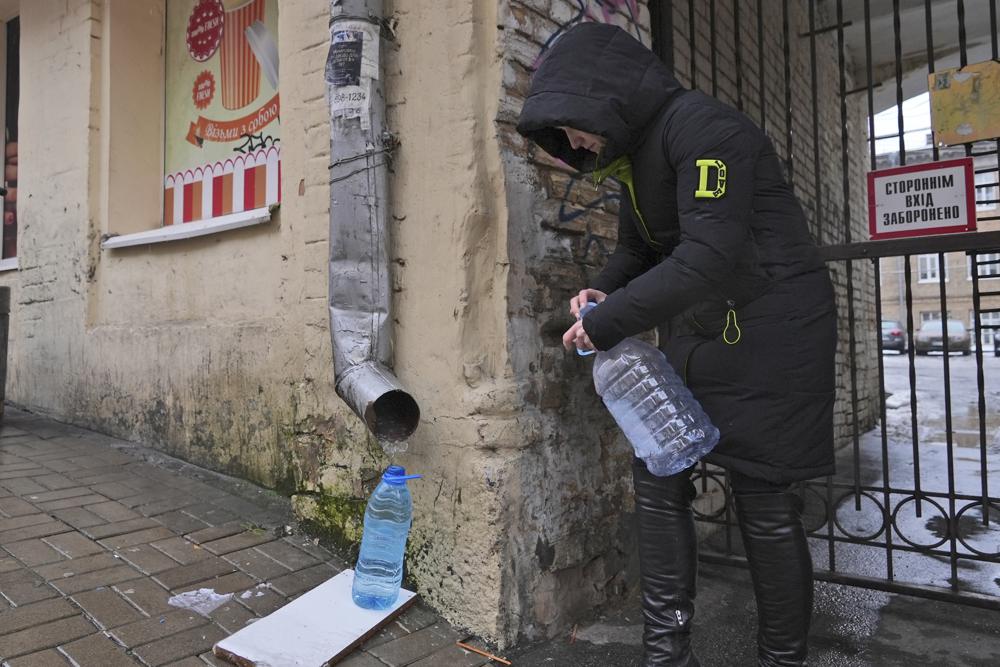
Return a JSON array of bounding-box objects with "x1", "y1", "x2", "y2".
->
[{"x1": 164, "y1": 0, "x2": 280, "y2": 225}]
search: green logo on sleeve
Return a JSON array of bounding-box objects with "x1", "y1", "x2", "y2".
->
[{"x1": 694, "y1": 159, "x2": 727, "y2": 199}]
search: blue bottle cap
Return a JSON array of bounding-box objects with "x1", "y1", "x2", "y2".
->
[
  {"x1": 383, "y1": 465, "x2": 422, "y2": 484},
  {"x1": 576, "y1": 301, "x2": 598, "y2": 356}
]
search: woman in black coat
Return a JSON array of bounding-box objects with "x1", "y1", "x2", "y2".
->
[{"x1": 517, "y1": 23, "x2": 837, "y2": 667}]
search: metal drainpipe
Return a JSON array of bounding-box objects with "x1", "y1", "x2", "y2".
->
[{"x1": 326, "y1": 0, "x2": 419, "y2": 441}]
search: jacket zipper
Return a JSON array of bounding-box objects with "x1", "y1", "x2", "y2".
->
[{"x1": 593, "y1": 156, "x2": 663, "y2": 250}]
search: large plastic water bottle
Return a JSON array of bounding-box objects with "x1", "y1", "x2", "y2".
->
[
  {"x1": 582, "y1": 304, "x2": 719, "y2": 476},
  {"x1": 352, "y1": 466, "x2": 421, "y2": 609}
]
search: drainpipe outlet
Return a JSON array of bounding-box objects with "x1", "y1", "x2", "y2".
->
[{"x1": 336, "y1": 361, "x2": 420, "y2": 441}]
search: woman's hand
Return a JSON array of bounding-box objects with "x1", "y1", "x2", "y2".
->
[
  {"x1": 562, "y1": 319, "x2": 595, "y2": 353},
  {"x1": 565, "y1": 288, "x2": 605, "y2": 353},
  {"x1": 569, "y1": 288, "x2": 607, "y2": 318}
]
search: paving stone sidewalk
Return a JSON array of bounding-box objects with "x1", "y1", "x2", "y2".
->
[{"x1": 0, "y1": 408, "x2": 490, "y2": 667}]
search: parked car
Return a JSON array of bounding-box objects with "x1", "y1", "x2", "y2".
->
[
  {"x1": 914, "y1": 319, "x2": 971, "y2": 355},
  {"x1": 881, "y1": 319, "x2": 906, "y2": 352}
]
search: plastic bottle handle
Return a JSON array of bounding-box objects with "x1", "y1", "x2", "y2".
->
[{"x1": 576, "y1": 301, "x2": 598, "y2": 356}]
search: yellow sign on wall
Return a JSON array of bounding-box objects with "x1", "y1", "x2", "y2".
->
[
  {"x1": 928, "y1": 59, "x2": 1000, "y2": 147},
  {"x1": 164, "y1": 0, "x2": 280, "y2": 225}
]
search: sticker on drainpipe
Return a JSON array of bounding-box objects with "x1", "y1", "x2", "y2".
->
[{"x1": 326, "y1": 20, "x2": 380, "y2": 130}]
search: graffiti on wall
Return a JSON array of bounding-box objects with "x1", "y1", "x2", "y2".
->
[
  {"x1": 555, "y1": 175, "x2": 620, "y2": 263},
  {"x1": 232, "y1": 133, "x2": 279, "y2": 155},
  {"x1": 527, "y1": 1, "x2": 644, "y2": 263},
  {"x1": 533, "y1": 0, "x2": 643, "y2": 68}
]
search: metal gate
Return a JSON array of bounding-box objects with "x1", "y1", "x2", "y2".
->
[{"x1": 655, "y1": 0, "x2": 1000, "y2": 609}]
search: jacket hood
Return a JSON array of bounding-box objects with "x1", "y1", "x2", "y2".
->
[{"x1": 516, "y1": 23, "x2": 684, "y2": 172}]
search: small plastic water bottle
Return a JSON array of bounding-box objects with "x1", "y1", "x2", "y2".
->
[
  {"x1": 576, "y1": 302, "x2": 598, "y2": 356},
  {"x1": 581, "y1": 304, "x2": 719, "y2": 475},
  {"x1": 352, "y1": 466, "x2": 421, "y2": 609}
]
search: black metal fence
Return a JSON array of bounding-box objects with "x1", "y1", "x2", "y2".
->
[{"x1": 683, "y1": 0, "x2": 1000, "y2": 610}]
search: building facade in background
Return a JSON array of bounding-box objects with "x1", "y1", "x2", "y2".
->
[{"x1": 0, "y1": 0, "x2": 877, "y2": 646}]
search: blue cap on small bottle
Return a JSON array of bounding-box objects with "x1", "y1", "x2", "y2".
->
[
  {"x1": 576, "y1": 302, "x2": 598, "y2": 356},
  {"x1": 383, "y1": 465, "x2": 422, "y2": 484}
]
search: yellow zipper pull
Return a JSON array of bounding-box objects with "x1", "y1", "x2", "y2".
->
[{"x1": 723, "y1": 301, "x2": 741, "y2": 345}]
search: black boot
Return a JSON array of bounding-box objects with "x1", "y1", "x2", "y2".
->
[
  {"x1": 734, "y1": 491, "x2": 813, "y2": 667},
  {"x1": 632, "y1": 459, "x2": 700, "y2": 667}
]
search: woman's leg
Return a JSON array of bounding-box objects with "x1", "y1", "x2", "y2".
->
[
  {"x1": 730, "y1": 471, "x2": 812, "y2": 667},
  {"x1": 632, "y1": 458, "x2": 700, "y2": 667}
]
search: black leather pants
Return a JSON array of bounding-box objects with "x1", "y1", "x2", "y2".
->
[{"x1": 633, "y1": 461, "x2": 813, "y2": 666}]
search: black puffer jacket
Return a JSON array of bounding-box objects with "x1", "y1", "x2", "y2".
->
[{"x1": 517, "y1": 24, "x2": 837, "y2": 483}]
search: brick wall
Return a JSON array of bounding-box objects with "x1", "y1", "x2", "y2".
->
[
  {"x1": 496, "y1": 0, "x2": 651, "y2": 643},
  {"x1": 495, "y1": 0, "x2": 877, "y2": 642}
]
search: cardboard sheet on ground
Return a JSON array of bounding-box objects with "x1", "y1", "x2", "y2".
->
[{"x1": 213, "y1": 570, "x2": 416, "y2": 666}]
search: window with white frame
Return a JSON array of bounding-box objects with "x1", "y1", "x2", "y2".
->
[
  {"x1": 971, "y1": 310, "x2": 1000, "y2": 349},
  {"x1": 975, "y1": 169, "x2": 998, "y2": 211},
  {"x1": 920, "y1": 311, "x2": 942, "y2": 324},
  {"x1": 968, "y1": 252, "x2": 1000, "y2": 279},
  {"x1": 99, "y1": 0, "x2": 281, "y2": 250},
  {"x1": 917, "y1": 254, "x2": 948, "y2": 283}
]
